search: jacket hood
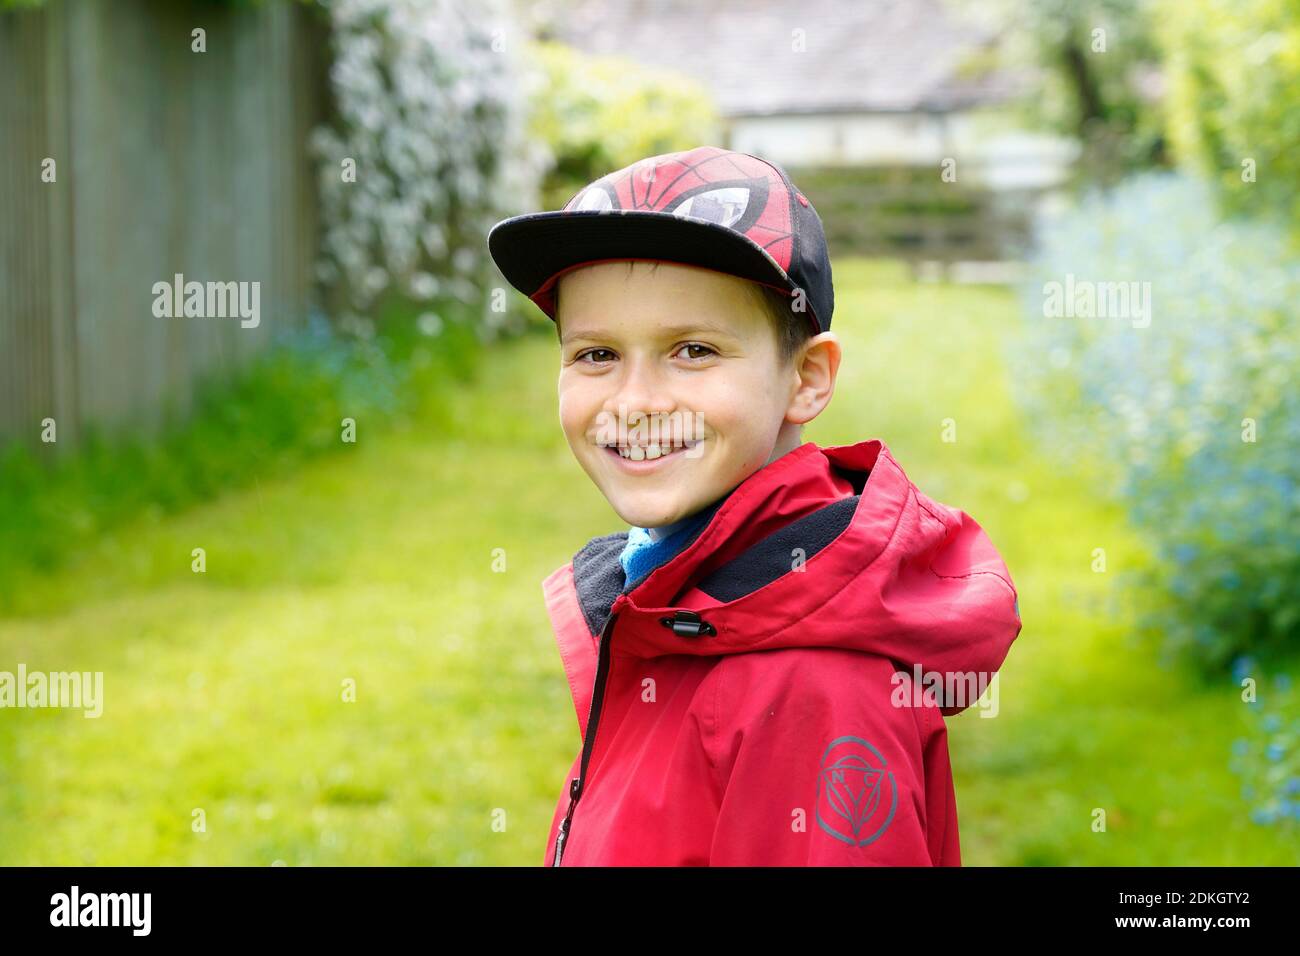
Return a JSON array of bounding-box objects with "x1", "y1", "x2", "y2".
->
[{"x1": 543, "y1": 438, "x2": 1022, "y2": 715}]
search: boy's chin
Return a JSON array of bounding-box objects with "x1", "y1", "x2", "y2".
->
[{"x1": 609, "y1": 496, "x2": 698, "y2": 530}]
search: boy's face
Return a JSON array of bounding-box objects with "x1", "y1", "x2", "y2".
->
[{"x1": 556, "y1": 260, "x2": 816, "y2": 530}]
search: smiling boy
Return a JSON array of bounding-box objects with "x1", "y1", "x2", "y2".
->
[{"x1": 488, "y1": 145, "x2": 1022, "y2": 866}]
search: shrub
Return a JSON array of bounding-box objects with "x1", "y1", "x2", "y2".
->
[
  {"x1": 523, "y1": 39, "x2": 721, "y2": 211},
  {"x1": 310, "y1": 0, "x2": 545, "y2": 337},
  {"x1": 1009, "y1": 172, "x2": 1300, "y2": 672},
  {"x1": 1157, "y1": 0, "x2": 1300, "y2": 230}
]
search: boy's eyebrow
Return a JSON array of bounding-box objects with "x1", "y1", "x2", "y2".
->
[{"x1": 561, "y1": 320, "x2": 738, "y2": 345}]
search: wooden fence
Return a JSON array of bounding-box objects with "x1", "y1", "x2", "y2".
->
[
  {"x1": 0, "y1": 0, "x2": 328, "y2": 453},
  {"x1": 789, "y1": 164, "x2": 1043, "y2": 271}
]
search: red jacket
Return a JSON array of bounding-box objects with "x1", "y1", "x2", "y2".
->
[{"x1": 540, "y1": 438, "x2": 1022, "y2": 866}]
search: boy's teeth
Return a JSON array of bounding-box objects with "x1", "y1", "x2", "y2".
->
[{"x1": 615, "y1": 442, "x2": 689, "y2": 460}]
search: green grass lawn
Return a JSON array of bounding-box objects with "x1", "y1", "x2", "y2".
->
[{"x1": 1, "y1": 258, "x2": 1294, "y2": 864}]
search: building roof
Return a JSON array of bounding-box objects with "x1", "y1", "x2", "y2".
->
[{"x1": 546, "y1": 0, "x2": 1023, "y2": 116}]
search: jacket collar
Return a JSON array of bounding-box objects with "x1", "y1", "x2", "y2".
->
[
  {"x1": 622, "y1": 439, "x2": 885, "y2": 609},
  {"x1": 562, "y1": 439, "x2": 902, "y2": 639}
]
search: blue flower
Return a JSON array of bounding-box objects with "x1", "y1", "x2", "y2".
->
[
  {"x1": 1232, "y1": 738, "x2": 1249, "y2": 757},
  {"x1": 1264, "y1": 715, "x2": 1282, "y2": 732},
  {"x1": 1232, "y1": 656, "x2": 1254, "y2": 682},
  {"x1": 1267, "y1": 743, "x2": 1286, "y2": 762}
]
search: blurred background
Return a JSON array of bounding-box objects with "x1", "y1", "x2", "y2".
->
[{"x1": 0, "y1": 0, "x2": 1296, "y2": 864}]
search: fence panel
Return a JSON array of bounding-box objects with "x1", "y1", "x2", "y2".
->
[{"x1": 0, "y1": 0, "x2": 327, "y2": 453}]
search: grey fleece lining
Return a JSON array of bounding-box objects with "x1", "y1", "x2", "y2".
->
[
  {"x1": 693, "y1": 494, "x2": 859, "y2": 602},
  {"x1": 572, "y1": 532, "x2": 629, "y2": 638}
]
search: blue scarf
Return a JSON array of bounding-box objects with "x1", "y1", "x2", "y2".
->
[{"x1": 619, "y1": 497, "x2": 727, "y2": 590}]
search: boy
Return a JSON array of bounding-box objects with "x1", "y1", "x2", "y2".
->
[{"x1": 487, "y1": 145, "x2": 1022, "y2": 866}]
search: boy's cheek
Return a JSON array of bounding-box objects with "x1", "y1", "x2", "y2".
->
[{"x1": 555, "y1": 387, "x2": 585, "y2": 431}]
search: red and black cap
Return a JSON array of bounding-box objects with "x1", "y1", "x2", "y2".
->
[{"x1": 487, "y1": 145, "x2": 835, "y2": 334}]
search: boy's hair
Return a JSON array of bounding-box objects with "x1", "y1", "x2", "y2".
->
[
  {"x1": 553, "y1": 263, "x2": 814, "y2": 368},
  {"x1": 748, "y1": 281, "x2": 815, "y2": 368}
]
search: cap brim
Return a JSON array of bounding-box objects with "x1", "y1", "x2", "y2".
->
[{"x1": 486, "y1": 209, "x2": 796, "y2": 320}]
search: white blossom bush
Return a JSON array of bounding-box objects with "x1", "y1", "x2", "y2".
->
[{"x1": 310, "y1": 0, "x2": 547, "y2": 338}]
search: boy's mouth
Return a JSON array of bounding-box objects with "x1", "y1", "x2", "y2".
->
[{"x1": 599, "y1": 438, "x2": 702, "y2": 469}]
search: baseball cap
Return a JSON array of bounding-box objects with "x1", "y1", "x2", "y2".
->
[{"x1": 486, "y1": 145, "x2": 835, "y2": 335}]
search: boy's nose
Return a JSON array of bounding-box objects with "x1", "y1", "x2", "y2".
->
[{"x1": 607, "y1": 359, "x2": 676, "y2": 418}]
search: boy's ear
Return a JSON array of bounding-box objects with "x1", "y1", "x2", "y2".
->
[{"x1": 787, "y1": 332, "x2": 841, "y2": 426}]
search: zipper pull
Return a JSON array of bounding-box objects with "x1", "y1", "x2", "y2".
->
[
  {"x1": 553, "y1": 818, "x2": 569, "y2": 866},
  {"x1": 552, "y1": 777, "x2": 581, "y2": 867},
  {"x1": 659, "y1": 609, "x2": 716, "y2": 638}
]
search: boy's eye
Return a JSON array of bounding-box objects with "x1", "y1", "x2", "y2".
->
[
  {"x1": 577, "y1": 348, "x2": 617, "y2": 363},
  {"x1": 676, "y1": 343, "x2": 715, "y2": 361}
]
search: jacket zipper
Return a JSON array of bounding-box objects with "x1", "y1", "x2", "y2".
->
[{"x1": 553, "y1": 602, "x2": 622, "y2": 867}]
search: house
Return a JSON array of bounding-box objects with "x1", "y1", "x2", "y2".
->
[{"x1": 547, "y1": 0, "x2": 1075, "y2": 190}]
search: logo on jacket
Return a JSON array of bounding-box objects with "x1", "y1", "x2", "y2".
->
[{"x1": 815, "y1": 735, "x2": 897, "y2": 847}]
